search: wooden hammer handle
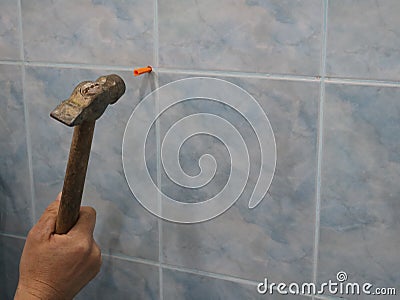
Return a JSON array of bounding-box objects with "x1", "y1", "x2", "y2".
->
[{"x1": 55, "y1": 120, "x2": 95, "y2": 234}]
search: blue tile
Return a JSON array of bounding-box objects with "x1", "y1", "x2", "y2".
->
[
  {"x1": 159, "y1": 0, "x2": 322, "y2": 75},
  {"x1": 77, "y1": 256, "x2": 159, "y2": 300},
  {"x1": 0, "y1": 236, "x2": 25, "y2": 299},
  {"x1": 318, "y1": 84, "x2": 400, "y2": 299},
  {"x1": 326, "y1": 0, "x2": 400, "y2": 80},
  {"x1": 0, "y1": 0, "x2": 20, "y2": 60},
  {"x1": 0, "y1": 65, "x2": 32, "y2": 235},
  {"x1": 163, "y1": 268, "x2": 310, "y2": 300},
  {"x1": 25, "y1": 67, "x2": 159, "y2": 260},
  {"x1": 21, "y1": 0, "x2": 154, "y2": 65},
  {"x1": 158, "y1": 74, "x2": 318, "y2": 283}
]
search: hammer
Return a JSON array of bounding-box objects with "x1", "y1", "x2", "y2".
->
[{"x1": 50, "y1": 74, "x2": 125, "y2": 234}]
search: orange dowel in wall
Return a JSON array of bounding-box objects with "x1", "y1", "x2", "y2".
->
[{"x1": 133, "y1": 66, "x2": 152, "y2": 76}]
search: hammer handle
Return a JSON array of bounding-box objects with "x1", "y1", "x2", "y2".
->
[{"x1": 55, "y1": 120, "x2": 95, "y2": 234}]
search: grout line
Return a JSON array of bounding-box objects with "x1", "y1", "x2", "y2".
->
[
  {"x1": 2, "y1": 60, "x2": 400, "y2": 88},
  {"x1": 0, "y1": 232, "x2": 27, "y2": 240},
  {"x1": 153, "y1": 1, "x2": 163, "y2": 299},
  {"x1": 0, "y1": 60, "x2": 136, "y2": 71},
  {"x1": 17, "y1": 0, "x2": 36, "y2": 224},
  {"x1": 0, "y1": 60, "x2": 318, "y2": 82},
  {"x1": 0, "y1": 60, "x2": 24, "y2": 66},
  {"x1": 24, "y1": 61, "x2": 136, "y2": 71},
  {"x1": 153, "y1": 0, "x2": 159, "y2": 68},
  {"x1": 101, "y1": 253, "x2": 160, "y2": 268},
  {"x1": 154, "y1": 67, "x2": 320, "y2": 82},
  {"x1": 325, "y1": 77, "x2": 400, "y2": 88},
  {"x1": 161, "y1": 263, "x2": 259, "y2": 287},
  {"x1": 313, "y1": 0, "x2": 328, "y2": 296},
  {"x1": 319, "y1": 0, "x2": 328, "y2": 79},
  {"x1": 155, "y1": 80, "x2": 164, "y2": 298},
  {"x1": 157, "y1": 153, "x2": 164, "y2": 299},
  {"x1": 102, "y1": 253, "x2": 258, "y2": 287}
]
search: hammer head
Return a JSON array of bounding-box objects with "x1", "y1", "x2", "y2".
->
[{"x1": 50, "y1": 74, "x2": 126, "y2": 126}]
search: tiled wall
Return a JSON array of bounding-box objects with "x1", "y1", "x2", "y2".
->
[{"x1": 1, "y1": 0, "x2": 399, "y2": 299}]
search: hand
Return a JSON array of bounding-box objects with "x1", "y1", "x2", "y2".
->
[{"x1": 15, "y1": 193, "x2": 102, "y2": 300}]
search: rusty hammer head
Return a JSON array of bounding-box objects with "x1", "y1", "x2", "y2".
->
[{"x1": 50, "y1": 74, "x2": 126, "y2": 126}]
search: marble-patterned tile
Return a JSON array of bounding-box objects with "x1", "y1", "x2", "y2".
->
[
  {"x1": 25, "y1": 66, "x2": 159, "y2": 260},
  {"x1": 159, "y1": 0, "x2": 322, "y2": 75},
  {"x1": 0, "y1": 65, "x2": 32, "y2": 235},
  {"x1": 21, "y1": 0, "x2": 153, "y2": 66},
  {"x1": 163, "y1": 268, "x2": 310, "y2": 300},
  {"x1": 0, "y1": 0, "x2": 20, "y2": 60},
  {"x1": 77, "y1": 256, "x2": 159, "y2": 300},
  {"x1": 318, "y1": 84, "x2": 400, "y2": 299},
  {"x1": 327, "y1": 0, "x2": 400, "y2": 80},
  {"x1": 0, "y1": 235, "x2": 25, "y2": 299},
  {"x1": 158, "y1": 74, "x2": 319, "y2": 283}
]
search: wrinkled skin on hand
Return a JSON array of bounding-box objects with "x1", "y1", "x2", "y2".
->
[{"x1": 15, "y1": 194, "x2": 102, "y2": 300}]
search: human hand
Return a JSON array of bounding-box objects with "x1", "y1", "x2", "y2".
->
[{"x1": 15, "y1": 193, "x2": 102, "y2": 300}]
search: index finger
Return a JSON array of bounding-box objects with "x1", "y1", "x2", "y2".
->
[{"x1": 68, "y1": 206, "x2": 97, "y2": 237}]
